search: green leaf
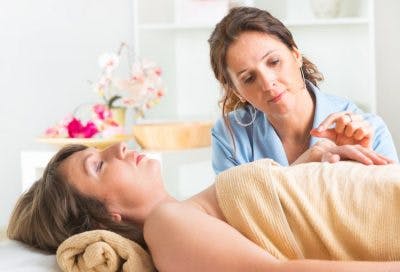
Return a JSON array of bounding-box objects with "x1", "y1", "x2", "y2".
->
[{"x1": 108, "y1": 95, "x2": 122, "y2": 108}]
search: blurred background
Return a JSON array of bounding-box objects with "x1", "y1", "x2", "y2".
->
[{"x1": 1, "y1": 0, "x2": 399, "y2": 231}]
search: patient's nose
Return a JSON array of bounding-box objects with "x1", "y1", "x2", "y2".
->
[
  {"x1": 104, "y1": 142, "x2": 127, "y2": 159},
  {"x1": 116, "y1": 142, "x2": 127, "y2": 159}
]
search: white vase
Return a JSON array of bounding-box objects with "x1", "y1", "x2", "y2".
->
[{"x1": 310, "y1": 0, "x2": 341, "y2": 18}]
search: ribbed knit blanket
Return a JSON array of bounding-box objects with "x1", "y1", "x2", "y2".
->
[
  {"x1": 56, "y1": 230, "x2": 155, "y2": 272},
  {"x1": 215, "y1": 159, "x2": 400, "y2": 260}
]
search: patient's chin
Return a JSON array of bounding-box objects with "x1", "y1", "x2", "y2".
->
[{"x1": 148, "y1": 159, "x2": 162, "y2": 177}]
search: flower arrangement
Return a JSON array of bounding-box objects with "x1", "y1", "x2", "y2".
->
[
  {"x1": 44, "y1": 43, "x2": 165, "y2": 139},
  {"x1": 45, "y1": 104, "x2": 124, "y2": 139},
  {"x1": 95, "y1": 42, "x2": 165, "y2": 118}
]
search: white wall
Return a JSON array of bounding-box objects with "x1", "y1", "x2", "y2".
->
[
  {"x1": 375, "y1": 0, "x2": 400, "y2": 152},
  {"x1": 0, "y1": 0, "x2": 134, "y2": 227}
]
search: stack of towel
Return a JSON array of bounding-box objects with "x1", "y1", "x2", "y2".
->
[{"x1": 57, "y1": 230, "x2": 155, "y2": 272}]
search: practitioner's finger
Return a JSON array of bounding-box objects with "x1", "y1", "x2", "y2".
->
[
  {"x1": 354, "y1": 146, "x2": 388, "y2": 165},
  {"x1": 344, "y1": 120, "x2": 372, "y2": 140},
  {"x1": 321, "y1": 152, "x2": 340, "y2": 163},
  {"x1": 315, "y1": 111, "x2": 350, "y2": 132},
  {"x1": 334, "y1": 145, "x2": 373, "y2": 165},
  {"x1": 371, "y1": 152, "x2": 395, "y2": 164},
  {"x1": 310, "y1": 128, "x2": 336, "y2": 142},
  {"x1": 316, "y1": 111, "x2": 362, "y2": 134}
]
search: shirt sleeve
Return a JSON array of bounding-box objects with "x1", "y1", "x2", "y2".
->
[
  {"x1": 211, "y1": 119, "x2": 239, "y2": 174},
  {"x1": 346, "y1": 103, "x2": 399, "y2": 162}
]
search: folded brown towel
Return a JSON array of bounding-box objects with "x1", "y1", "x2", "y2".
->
[{"x1": 56, "y1": 230, "x2": 156, "y2": 272}]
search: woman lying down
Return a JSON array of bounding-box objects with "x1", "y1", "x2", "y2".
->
[{"x1": 7, "y1": 140, "x2": 400, "y2": 272}]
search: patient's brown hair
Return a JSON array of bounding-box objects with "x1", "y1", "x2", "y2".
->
[{"x1": 7, "y1": 144, "x2": 145, "y2": 254}]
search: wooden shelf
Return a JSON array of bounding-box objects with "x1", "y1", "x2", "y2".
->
[
  {"x1": 285, "y1": 17, "x2": 369, "y2": 27},
  {"x1": 138, "y1": 23, "x2": 215, "y2": 30},
  {"x1": 138, "y1": 17, "x2": 369, "y2": 30}
]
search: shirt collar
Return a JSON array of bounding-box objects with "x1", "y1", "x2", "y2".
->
[{"x1": 306, "y1": 80, "x2": 336, "y2": 146}]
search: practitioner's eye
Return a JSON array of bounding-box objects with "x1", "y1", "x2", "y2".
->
[
  {"x1": 269, "y1": 57, "x2": 280, "y2": 66},
  {"x1": 243, "y1": 74, "x2": 255, "y2": 84}
]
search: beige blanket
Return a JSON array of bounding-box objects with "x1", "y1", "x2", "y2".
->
[
  {"x1": 56, "y1": 230, "x2": 156, "y2": 272},
  {"x1": 216, "y1": 159, "x2": 400, "y2": 261}
]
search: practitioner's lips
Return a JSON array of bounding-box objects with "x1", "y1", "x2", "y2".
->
[
  {"x1": 136, "y1": 154, "x2": 145, "y2": 165},
  {"x1": 268, "y1": 91, "x2": 285, "y2": 103}
]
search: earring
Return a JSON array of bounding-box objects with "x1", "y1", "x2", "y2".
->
[{"x1": 233, "y1": 101, "x2": 257, "y2": 127}]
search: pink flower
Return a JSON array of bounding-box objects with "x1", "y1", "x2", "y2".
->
[
  {"x1": 157, "y1": 89, "x2": 164, "y2": 97},
  {"x1": 91, "y1": 44, "x2": 165, "y2": 119},
  {"x1": 45, "y1": 126, "x2": 63, "y2": 137},
  {"x1": 98, "y1": 53, "x2": 120, "y2": 71},
  {"x1": 93, "y1": 104, "x2": 112, "y2": 120},
  {"x1": 66, "y1": 118, "x2": 98, "y2": 138},
  {"x1": 153, "y1": 67, "x2": 162, "y2": 76}
]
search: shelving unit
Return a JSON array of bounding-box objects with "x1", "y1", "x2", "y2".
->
[
  {"x1": 138, "y1": 17, "x2": 369, "y2": 30},
  {"x1": 131, "y1": 0, "x2": 376, "y2": 195},
  {"x1": 133, "y1": 0, "x2": 222, "y2": 120}
]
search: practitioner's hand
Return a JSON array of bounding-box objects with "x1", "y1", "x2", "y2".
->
[
  {"x1": 319, "y1": 143, "x2": 394, "y2": 165},
  {"x1": 292, "y1": 140, "x2": 336, "y2": 165},
  {"x1": 310, "y1": 111, "x2": 373, "y2": 148},
  {"x1": 292, "y1": 139, "x2": 393, "y2": 165}
]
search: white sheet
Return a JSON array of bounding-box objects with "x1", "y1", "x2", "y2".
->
[{"x1": 0, "y1": 239, "x2": 60, "y2": 271}]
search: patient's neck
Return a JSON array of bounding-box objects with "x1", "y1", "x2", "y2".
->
[{"x1": 127, "y1": 194, "x2": 177, "y2": 229}]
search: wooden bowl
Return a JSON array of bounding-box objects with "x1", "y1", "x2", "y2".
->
[{"x1": 133, "y1": 121, "x2": 213, "y2": 150}]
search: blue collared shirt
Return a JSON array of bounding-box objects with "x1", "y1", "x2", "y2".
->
[{"x1": 212, "y1": 82, "x2": 399, "y2": 174}]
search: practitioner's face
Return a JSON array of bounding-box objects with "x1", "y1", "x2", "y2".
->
[
  {"x1": 226, "y1": 31, "x2": 305, "y2": 118},
  {"x1": 58, "y1": 142, "x2": 165, "y2": 221}
]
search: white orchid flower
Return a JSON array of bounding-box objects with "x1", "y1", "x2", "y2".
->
[{"x1": 98, "y1": 53, "x2": 120, "y2": 71}]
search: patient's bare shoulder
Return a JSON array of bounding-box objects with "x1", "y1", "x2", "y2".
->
[
  {"x1": 143, "y1": 201, "x2": 207, "y2": 271},
  {"x1": 144, "y1": 202, "x2": 186, "y2": 241}
]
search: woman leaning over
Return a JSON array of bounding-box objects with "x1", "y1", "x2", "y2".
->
[{"x1": 208, "y1": 7, "x2": 398, "y2": 173}]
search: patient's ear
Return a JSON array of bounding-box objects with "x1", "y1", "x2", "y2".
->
[{"x1": 110, "y1": 212, "x2": 122, "y2": 223}]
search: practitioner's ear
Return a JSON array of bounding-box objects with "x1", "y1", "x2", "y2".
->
[
  {"x1": 291, "y1": 46, "x2": 303, "y2": 68},
  {"x1": 110, "y1": 212, "x2": 122, "y2": 223}
]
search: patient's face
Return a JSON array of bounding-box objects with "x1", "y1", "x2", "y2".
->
[{"x1": 58, "y1": 142, "x2": 165, "y2": 220}]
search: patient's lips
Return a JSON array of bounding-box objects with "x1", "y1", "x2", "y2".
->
[{"x1": 136, "y1": 154, "x2": 145, "y2": 165}]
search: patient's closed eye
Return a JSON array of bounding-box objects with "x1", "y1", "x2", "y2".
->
[{"x1": 96, "y1": 161, "x2": 103, "y2": 172}]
